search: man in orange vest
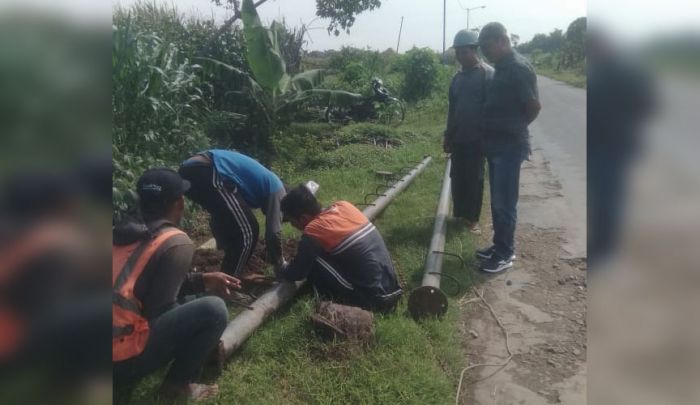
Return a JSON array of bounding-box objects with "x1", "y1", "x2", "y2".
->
[
  {"x1": 278, "y1": 184, "x2": 402, "y2": 313},
  {"x1": 113, "y1": 168, "x2": 241, "y2": 402}
]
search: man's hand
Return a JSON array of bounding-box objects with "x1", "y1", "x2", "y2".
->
[
  {"x1": 202, "y1": 272, "x2": 241, "y2": 298},
  {"x1": 442, "y1": 137, "x2": 452, "y2": 154}
]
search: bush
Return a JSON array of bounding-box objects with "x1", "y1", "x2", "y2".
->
[{"x1": 396, "y1": 47, "x2": 440, "y2": 102}]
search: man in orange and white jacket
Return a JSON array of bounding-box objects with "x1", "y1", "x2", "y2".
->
[{"x1": 278, "y1": 184, "x2": 402, "y2": 313}]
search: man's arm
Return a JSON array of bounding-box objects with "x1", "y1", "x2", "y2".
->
[
  {"x1": 443, "y1": 76, "x2": 458, "y2": 153},
  {"x1": 263, "y1": 188, "x2": 285, "y2": 268},
  {"x1": 524, "y1": 99, "x2": 541, "y2": 124},
  {"x1": 515, "y1": 65, "x2": 541, "y2": 124},
  {"x1": 139, "y1": 241, "x2": 195, "y2": 319},
  {"x1": 277, "y1": 235, "x2": 323, "y2": 282}
]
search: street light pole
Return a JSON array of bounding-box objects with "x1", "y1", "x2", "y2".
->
[
  {"x1": 442, "y1": 0, "x2": 446, "y2": 63},
  {"x1": 465, "y1": 5, "x2": 486, "y2": 30}
]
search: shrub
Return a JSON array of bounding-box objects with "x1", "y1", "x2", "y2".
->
[{"x1": 397, "y1": 47, "x2": 440, "y2": 102}]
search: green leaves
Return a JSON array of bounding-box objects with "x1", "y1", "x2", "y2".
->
[{"x1": 241, "y1": 0, "x2": 288, "y2": 98}]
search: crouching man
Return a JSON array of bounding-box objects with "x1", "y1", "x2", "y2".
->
[
  {"x1": 278, "y1": 184, "x2": 402, "y2": 313},
  {"x1": 113, "y1": 168, "x2": 241, "y2": 402}
]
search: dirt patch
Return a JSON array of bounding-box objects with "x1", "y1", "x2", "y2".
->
[
  {"x1": 192, "y1": 238, "x2": 299, "y2": 275},
  {"x1": 459, "y1": 225, "x2": 587, "y2": 404}
]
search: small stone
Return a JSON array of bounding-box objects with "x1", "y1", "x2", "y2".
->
[
  {"x1": 506, "y1": 280, "x2": 513, "y2": 286},
  {"x1": 469, "y1": 329, "x2": 479, "y2": 339},
  {"x1": 578, "y1": 286, "x2": 584, "y2": 291},
  {"x1": 572, "y1": 348, "x2": 582, "y2": 356},
  {"x1": 557, "y1": 279, "x2": 565, "y2": 285},
  {"x1": 547, "y1": 359, "x2": 559, "y2": 367},
  {"x1": 576, "y1": 319, "x2": 585, "y2": 326},
  {"x1": 552, "y1": 263, "x2": 560, "y2": 269}
]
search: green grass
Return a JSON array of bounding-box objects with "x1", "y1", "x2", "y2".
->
[
  {"x1": 120, "y1": 99, "x2": 481, "y2": 405},
  {"x1": 537, "y1": 66, "x2": 587, "y2": 88}
]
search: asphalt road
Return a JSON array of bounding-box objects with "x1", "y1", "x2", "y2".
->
[{"x1": 524, "y1": 75, "x2": 587, "y2": 258}]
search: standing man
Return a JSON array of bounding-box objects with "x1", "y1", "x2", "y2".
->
[
  {"x1": 277, "y1": 185, "x2": 403, "y2": 313},
  {"x1": 113, "y1": 168, "x2": 240, "y2": 401},
  {"x1": 476, "y1": 22, "x2": 541, "y2": 273},
  {"x1": 443, "y1": 29, "x2": 494, "y2": 234},
  {"x1": 178, "y1": 150, "x2": 286, "y2": 277}
]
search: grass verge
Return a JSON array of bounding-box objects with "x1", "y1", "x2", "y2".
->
[
  {"x1": 537, "y1": 67, "x2": 587, "y2": 88},
  {"x1": 120, "y1": 99, "x2": 481, "y2": 404}
]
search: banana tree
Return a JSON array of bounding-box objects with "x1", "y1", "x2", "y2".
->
[{"x1": 200, "y1": 0, "x2": 362, "y2": 126}]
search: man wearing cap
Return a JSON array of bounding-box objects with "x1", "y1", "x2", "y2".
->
[
  {"x1": 476, "y1": 22, "x2": 541, "y2": 273},
  {"x1": 113, "y1": 168, "x2": 241, "y2": 402},
  {"x1": 444, "y1": 29, "x2": 494, "y2": 235},
  {"x1": 277, "y1": 184, "x2": 402, "y2": 313},
  {"x1": 178, "y1": 150, "x2": 286, "y2": 277}
]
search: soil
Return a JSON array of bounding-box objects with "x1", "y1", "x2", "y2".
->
[
  {"x1": 458, "y1": 148, "x2": 587, "y2": 404},
  {"x1": 191, "y1": 238, "x2": 299, "y2": 275}
]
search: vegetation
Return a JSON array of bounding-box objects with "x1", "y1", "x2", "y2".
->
[
  {"x1": 112, "y1": 2, "x2": 484, "y2": 402},
  {"x1": 517, "y1": 16, "x2": 586, "y2": 87}
]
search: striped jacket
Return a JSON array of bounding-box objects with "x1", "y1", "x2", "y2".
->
[{"x1": 280, "y1": 201, "x2": 402, "y2": 303}]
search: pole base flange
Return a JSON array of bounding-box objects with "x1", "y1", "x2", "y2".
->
[{"x1": 407, "y1": 286, "x2": 448, "y2": 320}]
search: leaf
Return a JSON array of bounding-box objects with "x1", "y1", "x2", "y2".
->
[
  {"x1": 291, "y1": 69, "x2": 325, "y2": 91},
  {"x1": 241, "y1": 0, "x2": 288, "y2": 94}
]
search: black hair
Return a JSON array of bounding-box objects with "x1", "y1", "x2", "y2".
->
[{"x1": 281, "y1": 184, "x2": 321, "y2": 221}]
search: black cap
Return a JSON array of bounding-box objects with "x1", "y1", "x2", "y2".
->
[{"x1": 136, "y1": 167, "x2": 190, "y2": 208}]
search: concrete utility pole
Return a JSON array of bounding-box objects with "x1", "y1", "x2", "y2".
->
[
  {"x1": 442, "y1": 0, "x2": 446, "y2": 63},
  {"x1": 396, "y1": 16, "x2": 404, "y2": 53}
]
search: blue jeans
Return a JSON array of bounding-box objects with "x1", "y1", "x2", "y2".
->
[
  {"x1": 113, "y1": 296, "x2": 228, "y2": 388},
  {"x1": 486, "y1": 142, "x2": 526, "y2": 259}
]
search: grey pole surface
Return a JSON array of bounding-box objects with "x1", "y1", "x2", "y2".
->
[
  {"x1": 396, "y1": 16, "x2": 404, "y2": 54},
  {"x1": 442, "y1": 0, "x2": 446, "y2": 62},
  {"x1": 420, "y1": 158, "x2": 451, "y2": 288},
  {"x1": 361, "y1": 156, "x2": 432, "y2": 221},
  {"x1": 408, "y1": 158, "x2": 451, "y2": 319},
  {"x1": 220, "y1": 156, "x2": 433, "y2": 358}
]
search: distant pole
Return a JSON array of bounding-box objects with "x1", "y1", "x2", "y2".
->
[
  {"x1": 396, "y1": 16, "x2": 404, "y2": 53},
  {"x1": 442, "y1": 0, "x2": 446, "y2": 63},
  {"x1": 465, "y1": 6, "x2": 486, "y2": 31}
]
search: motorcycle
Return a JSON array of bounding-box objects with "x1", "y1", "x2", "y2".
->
[{"x1": 325, "y1": 78, "x2": 405, "y2": 126}]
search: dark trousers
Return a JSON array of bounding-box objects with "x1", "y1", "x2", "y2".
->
[
  {"x1": 113, "y1": 296, "x2": 228, "y2": 388},
  {"x1": 179, "y1": 164, "x2": 259, "y2": 276},
  {"x1": 308, "y1": 257, "x2": 401, "y2": 313},
  {"x1": 450, "y1": 141, "x2": 485, "y2": 222},
  {"x1": 486, "y1": 142, "x2": 526, "y2": 259}
]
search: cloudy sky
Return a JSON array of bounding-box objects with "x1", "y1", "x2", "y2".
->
[
  {"x1": 114, "y1": 0, "x2": 586, "y2": 51},
  {"x1": 112, "y1": 0, "x2": 700, "y2": 50}
]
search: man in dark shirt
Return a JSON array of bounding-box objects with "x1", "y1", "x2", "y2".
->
[
  {"x1": 113, "y1": 168, "x2": 241, "y2": 402},
  {"x1": 277, "y1": 185, "x2": 402, "y2": 313},
  {"x1": 476, "y1": 22, "x2": 541, "y2": 273},
  {"x1": 444, "y1": 29, "x2": 494, "y2": 234}
]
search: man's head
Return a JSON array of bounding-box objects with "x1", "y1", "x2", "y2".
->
[
  {"x1": 452, "y1": 29, "x2": 480, "y2": 69},
  {"x1": 136, "y1": 167, "x2": 190, "y2": 223},
  {"x1": 280, "y1": 184, "x2": 322, "y2": 231},
  {"x1": 478, "y1": 22, "x2": 511, "y2": 63}
]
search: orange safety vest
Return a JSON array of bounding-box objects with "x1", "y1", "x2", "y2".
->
[
  {"x1": 0, "y1": 223, "x2": 81, "y2": 360},
  {"x1": 112, "y1": 228, "x2": 184, "y2": 362}
]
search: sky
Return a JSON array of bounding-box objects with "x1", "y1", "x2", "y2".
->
[
  {"x1": 114, "y1": 0, "x2": 587, "y2": 51},
  {"x1": 111, "y1": 0, "x2": 700, "y2": 51}
]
